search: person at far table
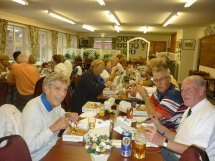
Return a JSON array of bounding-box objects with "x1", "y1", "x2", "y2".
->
[
  {"x1": 7, "y1": 53, "x2": 40, "y2": 111},
  {"x1": 12, "y1": 50, "x2": 21, "y2": 64},
  {"x1": 145, "y1": 75, "x2": 215, "y2": 161},
  {"x1": 128, "y1": 67, "x2": 186, "y2": 130},
  {"x1": 72, "y1": 59, "x2": 112, "y2": 114},
  {"x1": 21, "y1": 72, "x2": 78, "y2": 161},
  {"x1": 0, "y1": 54, "x2": 12, "y2": 74}
]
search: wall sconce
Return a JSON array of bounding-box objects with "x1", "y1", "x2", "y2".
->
[{"x1": 47, "y1": 10, "x2": 75, "y2": 24}]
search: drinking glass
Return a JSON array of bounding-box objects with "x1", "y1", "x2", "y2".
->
[
  {"x1": 88, "y1": 117, "x2": 96, "y2": 130},
  {"x1": 134, "y1": 128, "x2": 147, "y2": 159}
]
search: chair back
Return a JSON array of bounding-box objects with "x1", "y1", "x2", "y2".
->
[
  {"x1": 0, "y1": 135, "x2": 32, "y2": 161},
  {"x1": 0, "y1": 104, "x2": 21, "y2": 138},
  {"x1": 0, "y1": 82, "x2": 9, "y2": 106},
  {"x1": 33, "y1": 77, "x2": 45, "y2": 97},
  {"x1": 62, "y1": 89, "x2": 72, "y2": 112},
  {"x1": 179, "y1": 145, "x2": 209, "y2": 161},
  {"x1": 71, "y1": 74, "x2": 80, "y2": 91}
]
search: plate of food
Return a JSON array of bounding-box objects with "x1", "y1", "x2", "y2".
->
[
  {"x1": 134, "y1": 104, "x2": 148, "y2": 116},
  {"x1": 82, "y1": 101, "x2": 101, "y2": 112},
  {"x1": 63, "y1": 126, "x2": 88, "y2": 142}
]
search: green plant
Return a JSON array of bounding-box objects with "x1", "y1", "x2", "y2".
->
[
  {"x1": 65, "y1": 53, "x2": 71, "y2": 59},
  {"x1": 94, "y1": 52, "x2": 100, "y2": 59},
  {"x1": 103, "y1": 54, "x2": 112, "y2": 59},
  {"x1": 83, "y1": 51, "x2": 90, "y2": 59}
]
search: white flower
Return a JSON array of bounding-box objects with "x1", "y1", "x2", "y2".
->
[
  {"x1": 96, "y1": 147, "x2": 100, "y2": 152},
  {"x1": 100, "y1": 142, "x2": 106, "y2": 147},
  {"x1": 106, "y1": 145, "x2": 111, "y2": 149}
]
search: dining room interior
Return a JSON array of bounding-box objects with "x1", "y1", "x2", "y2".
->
[{"x1": 0, "y1": 0, "x2": 215, "y2": 161}]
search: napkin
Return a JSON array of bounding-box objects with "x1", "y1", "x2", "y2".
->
[
  {"x1": 111, "y1": 139, "x2": 121, "y2": 148},
  {"x1": 100, "y1": 69, "x2": 110, "y2": 79},
  {"x1": 146, "y1": 142, "x2": 159, "y2": 147},
  {"x1": 113, "y1": 116, "x2": 135, "y2": 139},
  {"x1": 117, "y1": 63, "x2": 125, "y2": 74},
  {"x1": 79, "y1": 111, "x2": 97, "y2": 118},
  {"x1": 118, "y1": 101, "x2": 131, "y2": 113},
  {"x1": 87, "y1": 120, "x2": 111, "y2": 137},
  {"x1": 104, "y1": 97, "x2": 115, "y2": 110}
]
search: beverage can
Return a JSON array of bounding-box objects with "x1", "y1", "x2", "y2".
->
[{"x1": 121, "y1": 131, "x2": 132, "y2": 157}]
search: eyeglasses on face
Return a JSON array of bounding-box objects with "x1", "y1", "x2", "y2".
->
[{"x1": 153, "y1": 76, "x2": 170, "y2": 83}]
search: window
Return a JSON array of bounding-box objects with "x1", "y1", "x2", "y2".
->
[
  {"x1": 6, "y1": 25, "x2": 24, "y2": 58},
  {"x1": 71, "y1": 35, "x2": 78, "y2": 48},
  {"x1": 93, "y1": 38, "x2": 112, "y2": 49},
  {"x1": 38, "y1": 31, "x2": 48, "y2": 63},
  {"x1": 57, "y1": 33, "x2": 67, "y2": 54},
  {"x1": 93, "y1": 40, "x2": 102, "y2": 49},
  {"x1": 104, "y1": 40, "x2": 112, "y2": 49}
]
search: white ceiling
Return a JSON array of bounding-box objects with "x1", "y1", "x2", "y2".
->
[{"x1": 0, "y1": 0, "x2": 214, "y2": 34}]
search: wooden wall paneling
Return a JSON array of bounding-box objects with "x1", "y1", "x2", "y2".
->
[{"x1": 199, "y1": 35, "x2": 215, "y2": 68}]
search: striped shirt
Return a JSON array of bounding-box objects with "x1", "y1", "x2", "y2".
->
[{"x1": 150, "y1": 83, "x2": 187, "y2": 130}]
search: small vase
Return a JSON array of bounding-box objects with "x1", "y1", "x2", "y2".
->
[{"x1": 90, "y1": 153, "x2": 110, "y2": 161}]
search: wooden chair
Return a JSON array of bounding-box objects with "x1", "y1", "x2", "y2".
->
[
  {"x1": 0, "y1": 135, "x2": 32, "y2": 161},
  {"x1": 33, "y1": 77, "x2": 45, "y2": 97},
  {"x1": 179, "y1": 145, "x2": 209, "y2": 161},
  {"x1": 70, "y1": 74, "x2": 80, "y2": 91},
  {"x1": 62, "y1": 89, "x2": 72, "y2": 112},
  {"x1": 0, "y1": 82, "x2": 9, "y2": 106}
]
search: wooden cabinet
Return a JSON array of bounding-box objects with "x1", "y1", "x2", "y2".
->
[
  {"x1": 149, "y1": 41, "x2": 166, "y2": 55},
  {"x1": 199, "y1": 35, "x2": 215, "y2": 68}
]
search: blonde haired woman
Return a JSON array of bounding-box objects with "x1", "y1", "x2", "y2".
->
[{"x1": 72, "y1": 59, "x2": 111, "y2": 114}]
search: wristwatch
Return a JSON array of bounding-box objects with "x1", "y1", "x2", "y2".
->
[{"x1": 162, "y1": 138, "x2": 168, "y2": 148}]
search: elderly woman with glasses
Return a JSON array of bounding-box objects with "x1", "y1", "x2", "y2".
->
[{"x1": 71, "y1": 59, "x2": 111, "y2": 114}]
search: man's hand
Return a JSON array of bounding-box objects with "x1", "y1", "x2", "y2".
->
[
  {"x1": 145, "y1": 126, "x2": 164, "y2": 147},
  {"x1": 137, "y1": 86, "x2": 148, "y2": 98},
  {"x1": 127, "y1": 86, "x2": 137, "y2": 97}
]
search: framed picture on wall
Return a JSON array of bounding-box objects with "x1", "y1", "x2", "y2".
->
[{"x1": 182, "y1": 39, "x2": 196, "y2": 50}]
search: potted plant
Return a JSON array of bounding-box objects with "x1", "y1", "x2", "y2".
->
[
  {"x1": 94, "y1": 51, "x2": 100, "y2": 59},
  {"x1": 65, "y1": 53, "x2": 71, "y2": 60},
  {"x1": 83, "y1": 51, "x2": 90, "y2": 60}
]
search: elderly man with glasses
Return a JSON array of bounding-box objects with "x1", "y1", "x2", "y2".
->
[{"x1": 128, "y1": 67, "x2": 186, "y2": 130}]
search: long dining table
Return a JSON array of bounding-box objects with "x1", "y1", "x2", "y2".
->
[
  {"x1": 43, "y1": 109, "x2": 163, "y2": 161},
  {"x1": 43, "y1": 137, "x2": 163, "y2": 161}
]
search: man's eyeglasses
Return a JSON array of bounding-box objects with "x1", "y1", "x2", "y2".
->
[{"x1": 153, "y1": 76, "x2": 170, "y2": 83}]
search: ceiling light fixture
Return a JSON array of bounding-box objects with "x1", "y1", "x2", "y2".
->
[
  {"x1": 107, "y1": 11, "x2": 120, "y2": 26},
  {"x1": 142, "y1": 26, "x2": 148, "y2": 33},
  {"x1": 97, "y1": 0, "x2": 105, "y2": 6},
  {"x1": 82, "y1": 24, "x2": 94, "y2": 32},
  {"x1": 114, "y1": 25, "x2": 121, "y2": 32},
  {"x1": 163, "y1": 12, "x2": 179, "y2": 27},
  {"x1": 47, "y1": 10, "x2": 75, "y2": 24},
  {"x1": 184, "y1": 0, "x2": 197, "y2": 7},
  {"x1": 11, "y1": 0, "x2": 28, "y2": 5}
]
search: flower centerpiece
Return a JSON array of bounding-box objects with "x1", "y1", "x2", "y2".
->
[{"x1": 85, "y1": 135, "x2": 111, "y2": 161}]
